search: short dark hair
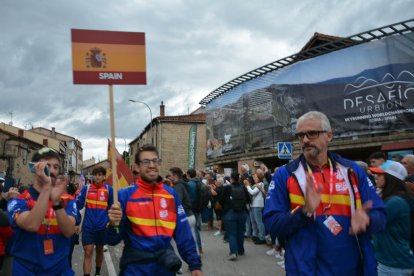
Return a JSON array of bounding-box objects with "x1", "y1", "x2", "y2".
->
[
  {"x1": 187, "y1": 169, "x2": 196, "y2": 178},
  {"x1": 32, "y1": 147, "x2": 61, "y2": 162},
  {"x1": 92, "y1": 166, "x2": 106, "y2": 176},
  {"x1": 368, "y1": 151, "x2": 386, "y2": 161},
  {"x1": 169, "y1": 167, "x2": 183, "y2": 179},
  {"x1": 135, "y1": 144, "x2": 158, "y2": 165},
  {"x1": 230, "y1": 172, "x2": 239, "y2": 183}
]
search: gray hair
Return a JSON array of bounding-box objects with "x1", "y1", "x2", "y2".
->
[
  {"x1": 403, "y1": 154, "x2": 414, "y2": 165},
  {"x1": 296, "y1": 111, "x2": 331, "y2": 132}
]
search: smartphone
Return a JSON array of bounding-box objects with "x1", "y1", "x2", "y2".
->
[
  {"x1": 29, "y1": 162, "x2": 50, "y2": 176},
  {"x1": 3, "y1": 180, "x2": 16, "y2": 193}
]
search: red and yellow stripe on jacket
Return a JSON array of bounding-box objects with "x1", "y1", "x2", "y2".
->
[
  {"x1": 86, "y1": 184, "x2": 109, "y2": 210},
  {"x1": 288, "y1": 164, "x2": 362, "y2": 217},
  {"x1": 17, "y1": 191, "x2": 74, "y2": 235},
  {"x1": 125, "y1": 178, "x2": 177, "y2": 237}
]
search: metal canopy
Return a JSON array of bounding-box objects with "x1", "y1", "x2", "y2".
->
[{"x1": 199, "y1": 18, "x2": 414, "y2": 105}]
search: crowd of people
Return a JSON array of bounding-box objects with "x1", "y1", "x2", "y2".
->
[{"x1": 0, "y1": 110, "x2": 413, "y2": 275}]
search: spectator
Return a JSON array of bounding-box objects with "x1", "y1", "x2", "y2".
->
[
  {"x1": 368, "y1": 151, "x2": 387, "y2": 168},
  {"x1": 244, "y1": 174, "x2": 266, "y2": 245},
  {"x1": 219, "y1": 172, "x2": 251, "y2": 261},
  {"x1": 263, "y1": 111, "x2": 386, "y2": 275},
  {"x1": 212, "y1": 177, "x2": 224, "y2": 237},
  {"x1": 187, "y1": 169, "x2": 205, "y2": 255},
  {"x1": 369, "y1": 161, "x2": 414, "y2": 275},
  {"x1": 169, "y1": 167, "x2": 197, "y2": 247},
  {"x1": 402, "y1": 154, "x2": 414, "y2": 181}
]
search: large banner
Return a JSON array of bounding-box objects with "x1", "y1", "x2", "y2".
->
[
  {"x1": 71, "y1": 29, "x2": 146, "y2": 85},
  {"x1": 206, "y1": 32, "x2": 414, "y2": 158}
]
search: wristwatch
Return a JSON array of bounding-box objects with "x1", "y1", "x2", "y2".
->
[{"x1": 52, "y1": 200, "x2": 63, "y2": 210}]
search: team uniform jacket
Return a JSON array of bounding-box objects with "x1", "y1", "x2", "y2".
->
[
  {"x1": 263, "y1": 152, "x2": 386, "y2": 276},
  {"x1": 76, "y1": 183, "x2": 113, "y2": 231},
  {"x1": 7, "y1": 185, "x2": 79, "y2": 274},
  {"x1": 107, "y1": 177, "x2": 201, "y2": 275}
]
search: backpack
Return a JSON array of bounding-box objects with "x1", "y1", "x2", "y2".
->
[
  {"x1": 199, "y1": 184, "x2": 212, "y2": 210},
  {"x1": 230, "y1": 184, "x2": 246, "y2": 212},
  {"x1": 187, "y1": 178, "x2": 206, "y2": 212}
]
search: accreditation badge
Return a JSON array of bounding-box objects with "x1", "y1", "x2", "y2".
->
[
  {"x1": 44, "y1": 239, "x2": 54, "y2": 255},
  {"x1": 323, "y1": 215, "x2": 343, "y2": 236}
]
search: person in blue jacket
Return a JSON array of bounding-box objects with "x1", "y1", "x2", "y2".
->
[
  {"x1": 107, "y1": 144, "x2": 202, "y2": 276},
  {"x1": 76, "y1": 166, "x2": 113, "y2": 276},
  {"x1": 263, "y1": 111, "x2": 386, "y2": 276},
  {"x1": 8, "y1": 147, "x2": 78, "y2": 275}
]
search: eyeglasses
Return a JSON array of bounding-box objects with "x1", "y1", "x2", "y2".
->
[
  {"x1": 295, "y1": 130, "x2": 327, "y2": 140},
  {"x1": 139, "y1": 158, "x2": 162, "y2": 166}
]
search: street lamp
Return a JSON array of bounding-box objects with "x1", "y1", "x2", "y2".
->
[
  {"x1": 115, "y1": 136, "x2": 127, "y2": 152},
  {"x1": 128, "y1": 99, "x2": 153, "y2": 144}
]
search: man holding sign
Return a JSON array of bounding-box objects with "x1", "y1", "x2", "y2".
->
[{"x1": 107, "y1": 144, "x2": 202, "y2": 275}]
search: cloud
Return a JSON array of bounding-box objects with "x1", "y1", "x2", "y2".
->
[{"x1": 0, "y1": 0, "x2": 413, "y2": 160}]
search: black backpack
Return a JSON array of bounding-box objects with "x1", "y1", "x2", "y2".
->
[{"x1": 230, "y1": 184, "x2": 246, "y2": 212}]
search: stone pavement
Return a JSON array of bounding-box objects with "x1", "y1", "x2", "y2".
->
[
  {"x1": 72, "y1": 224, "x2": 286, "y2": 275},
  {"x1": 179, "y1": 225, "x2": 285, "y2": 276}
]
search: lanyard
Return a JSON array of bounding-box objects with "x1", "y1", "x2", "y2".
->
[
  {"x1": 42, "y1": 204, "x2": 55, "y2": 238},
  {"x1": 306, "y1": 159, "x2": 334, "y2": 214}
]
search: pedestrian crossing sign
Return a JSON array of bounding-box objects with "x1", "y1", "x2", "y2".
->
[{"x1": 277, "y1": 142, "x2": 292, "y2": 159}]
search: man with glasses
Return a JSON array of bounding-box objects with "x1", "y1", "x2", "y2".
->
[
  {"x1": 107, "y1": 144, "x2": 202, "y2": 276},
  {"x1": 263, "y1": 111, "x2": 386, "y2": 276},
  {"x1": 7, "y1": 147, "x2": 78, "y2": 275}
]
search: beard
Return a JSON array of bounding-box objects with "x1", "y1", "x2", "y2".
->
[
  {"x1": 141, "y1": 173, "x2": 158, "y2": 184},
  {"x1": 302, "y1": 144, "x2": 321, "y2": 160}
]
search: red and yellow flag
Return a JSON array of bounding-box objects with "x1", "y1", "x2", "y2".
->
[
  {"x1": 106, "y1": 139, "x2": 134, "y2": 188},
  {"x1": 71, "y1": 29, "x2": 146, "y2": 85}
]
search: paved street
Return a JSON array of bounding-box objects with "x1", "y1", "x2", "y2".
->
[{"x1": 72, "y1": 224, "x2": 285, "y2": 275}]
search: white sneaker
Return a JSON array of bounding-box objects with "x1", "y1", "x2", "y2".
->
[
  {"x1": 213, "y1": 230, "x2": 222, "y2": 236},
  {"x1": 266, "y1": 248, "x2": 276, "y2": 256},
  {"x1": 227, "y1": 254, "x2": 237, "y2": 261}
]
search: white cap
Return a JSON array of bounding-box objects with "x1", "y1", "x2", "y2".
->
[
  {"x1": 241, "y1": 164, "x2": 249, "y2": 172},
  {"x1": 380, "y1": 160, "x2": 408, "y2": 180}
]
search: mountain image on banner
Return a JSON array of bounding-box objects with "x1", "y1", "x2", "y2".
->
[{"x1": 106, "y1": 139, "x2": 134, "y2": 188}]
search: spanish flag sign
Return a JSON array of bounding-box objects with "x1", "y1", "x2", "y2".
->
[
  {"x1": 71, "y1": 29, "x2": 146, "y2": 85},
  {"x1": 106, "y1": 139, "x2": 134, "y2": 188}
]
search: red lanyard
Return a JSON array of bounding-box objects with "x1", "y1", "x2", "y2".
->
[
  {"x1": 42, "y1": 204, "x2": 55, "y2": 238},
  {"x1": 306, "y1": 159, "x2": 334, "y2": 214}
]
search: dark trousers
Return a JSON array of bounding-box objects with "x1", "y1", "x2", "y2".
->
[{"x1": 223, "y1": 210, "x2": 247, "y2": 255}]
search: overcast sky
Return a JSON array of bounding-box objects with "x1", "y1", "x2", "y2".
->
[{"x1": 0, "y1": 0, "x2": 412, "y2": 161}]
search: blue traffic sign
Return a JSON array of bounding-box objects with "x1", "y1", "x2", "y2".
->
[{"x1": 277, "y1": 142, "x2": 293, "y2": 159}]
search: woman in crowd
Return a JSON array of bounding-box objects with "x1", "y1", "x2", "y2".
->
[
  {"x1": 244, "y1": 174, "x2": 266, "y2": 244},
  {"x1": 370, "y1": 160, "x2": 414, "y2": 275},
  {"x1": 219, "y1": 172, "x2": 251, "y2": 261}
]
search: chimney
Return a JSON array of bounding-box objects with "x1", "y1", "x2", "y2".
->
[
  {"x1": 51, "y1": 127, "x2": 56, "y2": 137},
  {"x1": 160, "y1": 101, "x2": 165, "y2": 117}
]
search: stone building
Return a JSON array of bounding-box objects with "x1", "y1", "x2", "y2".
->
[{"x1": 129, "y1": 102, "x2": 206, "y2": 176}]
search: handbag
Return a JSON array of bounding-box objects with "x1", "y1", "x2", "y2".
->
[{"x1": 214, "y1": 201, "x2": 222, "y2": 211}]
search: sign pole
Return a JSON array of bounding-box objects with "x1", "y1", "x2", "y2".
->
[{"x1": 109, "y1": 84, "x2": 119, "y2": 203}]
